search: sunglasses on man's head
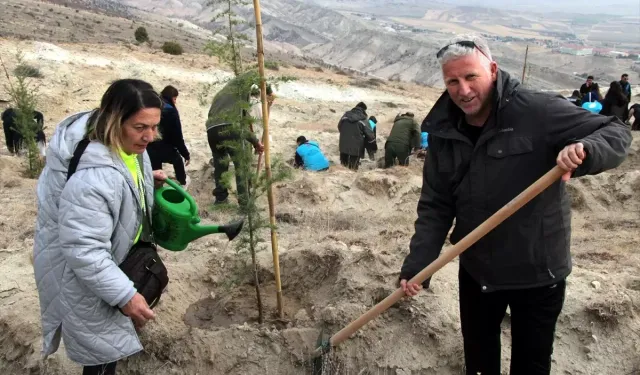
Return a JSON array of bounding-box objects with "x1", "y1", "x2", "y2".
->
[{"x1": 436, "y1": 40, "x2": 491, "y2": 61}]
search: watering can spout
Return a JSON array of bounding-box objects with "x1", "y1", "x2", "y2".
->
[
  {"x1": 220, "y1": 220, "x2": 244, "y2": 241},
  {"x1": 186, "y1": 219, "x2": 244, "y2": 243}
]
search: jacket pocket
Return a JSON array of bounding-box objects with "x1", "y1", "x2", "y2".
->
[{"x1": 487, "y1": 136, "x2": 533, "y2": 158}]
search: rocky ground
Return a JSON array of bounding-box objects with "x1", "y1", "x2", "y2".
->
[{"x1": 0, "y1": 39, "x2": 639, "y2": 375}]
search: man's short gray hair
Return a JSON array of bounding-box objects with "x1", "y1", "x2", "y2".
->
[{"x1": 437, "y1": 34, "x2": 493, "y2": 66}]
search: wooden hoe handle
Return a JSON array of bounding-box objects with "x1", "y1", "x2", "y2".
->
[{"x1": 328, "y1": 166, "x2": 567, "y2": 347}]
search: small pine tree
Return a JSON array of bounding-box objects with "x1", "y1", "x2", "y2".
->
[
  {"x1": 208, "y1": 71, "x2": 293, "y2": 323},
  {"x1": 205, "y1": 0, "x2": 250, "y2": 76},
  {"x1": 134, "y1": 26, "x2": 149, "y2": 43},
  {"x1": 1, "y1": 53, "x2": 44, "y2": 178},
  {"x1": 162, "y1": 41, "x2": 183, "y2": 55}
]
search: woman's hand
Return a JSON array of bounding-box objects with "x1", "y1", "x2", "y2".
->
[
  {"x1": 122, "y1": 293, "x2": 155, "y2": 329},
  {"x1": 152, "y1": 170, "x2": 167, "y2": 189}
]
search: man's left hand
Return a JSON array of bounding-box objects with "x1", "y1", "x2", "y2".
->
[
  {"x1": 153, "y1": 170, "x2": 168, "y2": 189},
  {"x1": 556, "y1": 142, "x2": 586, "y2": 181}
]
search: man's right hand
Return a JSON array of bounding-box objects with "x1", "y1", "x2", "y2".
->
[
  {"x1": 400, "y1": 279, "x2": 423, "y2": 297},
  {"x1": 255, "y1": 142, "x2": 265, "y2": 153},
  {"x1": 121, "y1": 293, "x2": 155, "y2": 328}
]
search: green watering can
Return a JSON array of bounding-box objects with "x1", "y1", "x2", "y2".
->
[{"x1": 152, "y1": 179, "x2": 244, "y2": 251}]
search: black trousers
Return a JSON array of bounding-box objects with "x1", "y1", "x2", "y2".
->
[
  {"x1": 459, "y1": 267, "x2": 566, "y2": 375},
  {"x1": 147, "y1": 141, "x2": 187, "y2": 185},
  {"x1": 207, "y1": 127, "x2": 249, "y2": 204},
  {"x1": 384, "y1": 142, "x2": 411, "y2": 168},
  {"x1": 340, "y1": 153, "x2": 360, "y2": 171},
  {"x1": 83, "y1": 362, "x2": 117, "y2": 375}
]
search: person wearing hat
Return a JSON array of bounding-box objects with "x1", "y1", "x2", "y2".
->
[
  {"x1": 337, "y1": 102, "x2": 375, "y2": 170},
  {"x1": 293, "y1": 136, "x2": 330, "y2": 171},
  {"x1": 205, "y1": 71, "x2": 272, "y2": 206},
  {"x1": 384, "y1": 111, "x2": 421, "y2": 168}
]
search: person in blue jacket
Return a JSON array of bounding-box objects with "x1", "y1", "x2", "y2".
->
[{"x1": 294, "y1": 136, "x2": 330, "y2": 171}]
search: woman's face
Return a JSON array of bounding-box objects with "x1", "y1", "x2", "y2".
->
[{"x1": 121, "y1": 107, "x2": 161, "y2": 154}]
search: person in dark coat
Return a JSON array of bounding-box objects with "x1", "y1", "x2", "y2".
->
[
  {"x1": 400, "y1": 34, "x2": 631, "y2": 375},
  {"x1": 205, "y1": 71, "x2": 269, "y2": 205},
  {"x1": 337, "y1": 102, "x2": 375, "y2": 170},
  {"x1": 620, "y1": 73, "x2": 632, "y2": 102},
  {"x1": 360, "y1": 115, "x2": 378, "y2": 161},
  {"x1": 384, "y1": 112, "x2": 421, "y2": 168},
  {"x1": 146, "y1": 86, "x2": 190, "y2": 185},
  {"x1": 2, "y1": 107, "x2": 46, "y2": 156},
  {"x1": 600, "y1": 81, "x2": 629, "y2": 121}
]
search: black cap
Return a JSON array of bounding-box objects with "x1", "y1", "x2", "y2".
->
[
  {"x1": 296, "y1": 136, "x2": 307, "y2": 145},
  {"x1": 356, "y1": 102, "x2": 367, "y2": 110}
]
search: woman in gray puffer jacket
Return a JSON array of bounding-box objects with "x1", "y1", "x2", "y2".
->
[{"x1": 33, "y1": 79, "x2": 167, "y2": 375}]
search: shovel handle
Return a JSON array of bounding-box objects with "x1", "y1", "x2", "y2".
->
[{"x1": 328, "y1": 165, "x2": 567, "y2": 348}]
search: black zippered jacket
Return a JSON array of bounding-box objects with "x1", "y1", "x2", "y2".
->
[{"x1": 400, "y1": 70, "x2": 632, "y2": 292}]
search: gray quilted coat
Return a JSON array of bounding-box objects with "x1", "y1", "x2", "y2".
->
[{"x1": 33, "y1": 111, "x2": 155, "y2": 365}]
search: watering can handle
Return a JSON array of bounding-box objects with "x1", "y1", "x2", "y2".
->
[{"x1": 164, "y1": 178, "x2": 198, "y2": 219}]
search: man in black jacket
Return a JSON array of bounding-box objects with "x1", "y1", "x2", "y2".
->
[
  {"x1": 399, "y1": 34, "x2": 631, "y2": 375},
  {"x1": 338, "y1": 102, "x2": 375, "y2": 170},
  {"x1": 147, "y1": 86, "x2": 191, "y2": 185}
]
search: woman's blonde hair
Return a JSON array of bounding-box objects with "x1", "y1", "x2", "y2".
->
[{"x1": 87, "y1": 79, "x2": 162, "y2": 153}]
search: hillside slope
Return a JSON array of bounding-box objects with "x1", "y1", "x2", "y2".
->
[{"x1": 0, "y1": 38, "x2": 639, "y2": 375}]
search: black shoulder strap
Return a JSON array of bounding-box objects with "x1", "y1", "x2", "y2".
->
[
  {"x1": 67, "y1": 138, "x2": 90, "y2": 181},
  {"x1": 137, "y1": 154, "x2": 155, "y2": 245}
]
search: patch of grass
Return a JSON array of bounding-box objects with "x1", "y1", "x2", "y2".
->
[
  {"x1": 13, "y1": 64, "x2": 43, "y2": 79},
  {"x1": 264, "y1": 61, "x2": 280, "y2": 71}
]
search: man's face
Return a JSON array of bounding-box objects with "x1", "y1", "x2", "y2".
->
[
  {"x1": 622, "y1": 76, "x2": 629, "y2": 83},
  {"x1": 442, "y1": 52, "x2": 498, "y2": 118},
  {"x1": 586, "y1": 78, "x2": 593, "y2": 86}
]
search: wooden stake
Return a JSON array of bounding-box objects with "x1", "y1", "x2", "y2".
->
[
  {"x1": 252, "y1": 0, "x2": 284, "y2": 319},
  {"x1": 521, "y1": 45, "x2": 529, "y2": 85}
]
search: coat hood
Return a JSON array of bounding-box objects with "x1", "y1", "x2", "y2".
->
[{"x1": 344, "y1": 107, "x2": 367, "y2": 122}]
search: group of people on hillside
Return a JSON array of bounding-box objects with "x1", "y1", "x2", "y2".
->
[
  {"x1": 567, "y1": 73, "x2": 639, "y2": 130},
  {"x1": 12, "y1": 31, "x2": 632, "y2": 375},
  {"x1": 294, "y1": 101, "x2": 429, "y2": 173}
]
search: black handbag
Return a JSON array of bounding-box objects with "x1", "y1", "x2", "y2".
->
[{"x1": 67, "y1": 138, "x2": 169, "y2": 311}]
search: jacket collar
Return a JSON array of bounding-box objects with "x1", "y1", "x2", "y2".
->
[{"x1": 422, "y1": 69, "x2": 519, "y2": 137}]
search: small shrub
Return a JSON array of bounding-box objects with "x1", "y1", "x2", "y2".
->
[
  {"x1": 162, "y1": 41, "x2": 183, "y2": 55},
  {"x1": 294, "y1": 64, "x2": 306, "y2": 70},
  {"x1": 314, "y1": 66, "x2": 323, "y2": 72},
  {"x1": 264, "y1": 61, "x2": 279, "y2": 71},
  {"x1": 14, "y1": 64, "x2": 43, "y2": 78},
  {"x1": 134, "y1": 26, "x2": 149, "y2": 43},
  {"x1": 335, "y1": 69, "x2": 348, "y2": 76}
]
